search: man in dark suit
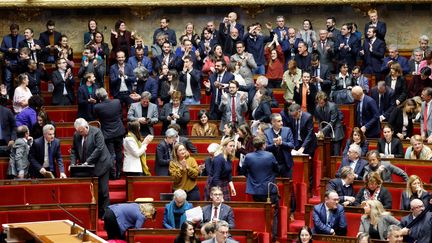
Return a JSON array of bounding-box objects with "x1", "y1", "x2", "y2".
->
[
  {"x1": 0, "y1": 103, "x2": 16, "y2": 156},
  {"x1": 38, "y1": 20, "x2": 62, "y2": 63},
  {"x1": 77, "y1": 46, "x2": 105, "y2": 88},
  {"x1": 70, "y1": 118, "x2": 112, "y2": 218},
  {"x1": 399, "y1": 199, "x2": 432, "y2": 243},
  {"x1": 364, "y1": 9, "x2": 387, "y2": 41},
  {"x1": 315, "y1": 91, "x2": 345, "y2": 156},
  {"x1": 127, "y1": 46, "x2": 153, "y2": 73},
  {"x1": 202, "y1": 186, "x2": 235, "y2": 228},
  {"x1": 313, "y1": 29, "x2": 335, "y2": 73},
  {"x1": 239, "y1": 76, "x2": 278, "y2": 116},
  {"x1": 152, "y1": 17, "x2": 177, "y2": 46},
  {"x1": 127, "y1": 91, "x2": 159, "y2": 136},
  {"x1": 243, "y1": 135, "x2": 279, "y2": 241},
  {"x1": 94, "y1": 88, "x2": 126, "y2": 180},
  {"x1": 360, "y1": 26, "x2": 386, "y2": 80},
  {"x1": 381, "y1": 45, "x2": 410, "y2": 76},
  {"x1": 1, "y1": 24, "x2": 25, "y2": 97},
  {"x1": 109, "y1": 50, "x2": 135, "y2": 108},
  {"x1": 281, "y1": 27, "x2": 303, "y2": 63},
  {"x1": 51, "y1": 58, "x2": 75, "y2": 105},
  {"x1": 336, "y1": 23, "x2": 360, "y2": 69},
  {"x1": 312, "y1": 190, "x2": 347, "y2": 236},
  {"x1": 352, "y1": 86, "x2": 381, "y2": 138},
  {"x1": 370, "y1": 81, "x2": 395, "y2": 122},
  {"x1": 29, "y1": 124, "x2": 66, "y2": 178},
  {"x1": 220, "y1": 12, "x2": 244, "y2": 39},
  {"x1": 363, "y1": 150, "x2": 408, "y2": 182},
  {"x1": 153, "y1": 42, "x2": 180, "y2": 73},
  {"x1": 409, "y1": 48, "x2": 423, "y2": 75},
  {"x1": 310, "y1": 54, "x2": 332, "y2": 96},
  {"x1": 335, "y1": 143, "x2": 367, "y2": 180},
  {"x1": 287, "y1": 103, "x2": 317, "y2": 157},
  {"x1": 264, "y1": 113, "x2": 295, "y2": 178},
  {"x1": 18, "y1": 28, "x2": 44, "y2": 64},
  {"x1": 203, "y1": 59, "x2": 234, "y2": 120},
  {"x1": 327, "y1": 166, "x2": 356, "y2": 206},
  {"x1": 155, "y1": 128, "x2": 177, "y2": 176},
  {"x1": 179, "y1": 55, "x2": 202, "y2": 105}
]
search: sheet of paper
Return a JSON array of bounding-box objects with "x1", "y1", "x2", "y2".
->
[{"x1": 185, "y1": 206, "x2": 203, "y2": 222}]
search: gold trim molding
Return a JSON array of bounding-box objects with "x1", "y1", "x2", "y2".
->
[{"x1": 1, "y1": 0, "x2": 432, "y2": 8}]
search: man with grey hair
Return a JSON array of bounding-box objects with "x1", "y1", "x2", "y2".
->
[
  {"x1": 336, "y1": 143, "x2": 367, "y2": 180},
  {"x1": 327, "y1": 166, "x2": 356, "y2": 206},
  {"x1": 399, "y1": 198, "x2": 432, "y2": 242},
  {"x1": 132, "y1": 65, "x2": 158, "y2": 103},
  {"x1": 370, "y1": 80, "x2": 395, "y2": 122},
  {"x1": 127, "y1": 91, "x2": 159, "y2": 136},
  {"x1": 387, "y1": 225, "x2": 403, "y2": 243},
  {"x1": 409, "y1": 48, "x2": 424, "y2": 75},
  {"x1": 239, "y1": 75, "x2": 278, "y2": 117},
  {"x1": 381, "y1": 44, "x2": 410, "y2": 75},
  {"x1": 352, "y1": 85, "x2": 380, "y2": 138},
  {"x1": 29, "y1": 124, "x2": 66, "y2": 178},
  {"x1": 412, "y1": 35, "x2": 432, "y2": 59},
  {"x1": 163, "y1": 189, "x2": 193, "y2": 229},
  {"x1": 202, "y1": 220, "x2": 238, "y2": 243},
  {"x1": 94, "y1": 87, "x2": 126, "y2": 180},
  {"x1": 7, "y1": 125, "x2": 31, "y2": 179},
  {"x1": 155, "y1": 128, "x2": 178, "y2": 176},
  {"x1": 70, "y1": 118, "x2": 112, "y2": 218}
]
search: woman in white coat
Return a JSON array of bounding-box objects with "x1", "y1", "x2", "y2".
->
[{"x1": 123, "y1": 121, "x2": 153, "y2": 176}]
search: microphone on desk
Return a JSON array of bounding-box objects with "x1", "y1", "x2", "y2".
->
[
  {"x1": 319, "y1": 121, "x2": 335, "y2": 139},
  {"x1": 267, "y1": 182, "x2": 280, "y2": 204},
  {"x1": 51, "y1": 189, "x2": 88, "y2": 241}
]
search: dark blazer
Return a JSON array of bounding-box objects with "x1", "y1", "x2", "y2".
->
[
  {"x1": 293, "y1": 83, "x2": 318, "y2": 115},
  {"x1": 370, "y1": 86, "x2": 395, "y2": 119},
  {"x1": 327, "y1": 178, "x2": 356, "y2": 205},
  {"x1": 354, "y1": 186, "x2": 392, "y2": 209},
  {"x1": 252, "y1": 100, "x2": 272, "y2": 123},
  {"x1": 29, "y1": 137, "x2": 64, "y2": 177},
  {"x1": 159, "y1": 81, "x2": 186, "y2": 105},
  {"x1": 312, "y1": 63, "x2": 332, "y2": 96},
  {"x1": 377, "y1": 137, "x2": 404, "y2": 158},
  {"x1": 155, "y1": 139, "x2": 172, "y2": 176},
  {"x1": 51, "y1": 70, "x2": 75, "y2": 105},
  {"x1": 362, "y1": 37, "x2": 386, "y2": 74},
  {"x1": 356, "y1": 95, "x2": 380, "y2": 138},
  {"x1": 363, "y1": 161, "x2": 408, "y2": 183},
  {"x1": 179, "y1": 69, "x2": 202, "y2": 101},
  {"x1": 110, "y1": 31, "x2": 134, "y2": 58},
  {"x1": 77, "y1": 84, "x2": 97, "y2": 121},
  {"x1": 94, "y1": 99, "x2": 126, "y2": 139},
  {"x1": 264, "y1": 126, "x2": 295, "y2": 177},
  {"x1": 399, "y1": 212, "x2": 432, "y2": 243},
  {"x1": 206, "y1": 71, "x2": 234, "y2": 120},
  {"x1": 0, "y1": 106, "x2": 16, "y2": 142},
  {"x1": 384, "y1": 75, "x2": 407, "y2": 104},
  {"x1": 219, "y1": 22, "x2": 244, "y2": 39},
  {"x1": 18, "y1": 39, "x2": 44, "y2": 62},
  {"x1": 202, "y1": 203, "x2": 235, "y2": 228},
  {"x1": 312, "y1": 203, "x2": 347, "y2": 235},
  {"x1": 409, "y1": 59, "x2": 422, "y2": 74},
  {"x1": 238, "y1": 84, "x2": 278, "y2": 111},
  {"x1": 335, "y1": 34, "x2": 360, "y2": 68},
  {"x1": 243, "y1": 150, "x2": 279, "y2": 195},
  {"x1": 388, "y1": 107, "x2": 413, "y2": 138},
  {"x1": 286, "y1": 111, "x2": 317, "y2": 156},
  {"x1": 0, "y1": 34, "x2": 25, "y2": 61},
  {"x1": 335, "y1": 157, "x2": 367, "y2": 180},
  {"x1": 364, "y1": 21, "x2": 387, "y2": 41},
  {"x1": 26, "y1": 69, "x2": 49, "y2": 95},
  {"x1": 70, "y1": 126, "x2": 112, "y2": 177},
  {"x1": 135, "y1": 77, "x2": 159, "y2": 104},
  {"x1": 39, "y1": 31, "x2": 61, "y2": 48},
  {"x1": 314, "y1": 101, "x2": 345, "y2": 142},
  {"x1": 342, "y1": 139, "x2": 369, "y2": 157},
  {"x1": 127, "y1": 55, "x2": 153, "y2": 73},
  {"x1": 159, "y1": 103, "x2": 190, "y2": 136},
  {"x1": 400, "y1": 190, "x2": 431, "y2": 211},
  {"x1": 154, "y1": 53, "x2": 181, "y2": 73},
  {"x1": 109, "y1": 63, "x2": 135, "y2": 97}
]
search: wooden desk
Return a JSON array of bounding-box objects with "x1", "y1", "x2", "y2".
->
[{"x1": 3, "y1": 220, "x2": 106, "y2": 243}]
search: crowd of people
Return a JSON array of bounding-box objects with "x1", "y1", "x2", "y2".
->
[{"x1": 1, "y1": 7, "x2": 432, "y2": 243}]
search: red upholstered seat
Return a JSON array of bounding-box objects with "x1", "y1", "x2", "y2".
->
[
  {"x1": 131, "y1": 181, "x2": 173, "y2": 201},
  {"x1": 345, "y1": 212, "x2": 362, "y2": 237},
  {"x1": 50, "y1": 209, "x2": 92, "y2": 229},
  {"x1": 25, "y1": 184, "x2": 58, "y2": 204},
  {"x1": 0, "y1": 186, "x2": 25, "y2": 205},
  {"x1": 142, "y1": 207, "x2": 165, "y2": 228},
  {"x1": 58, "y1": 184, "x2": 93, "y2": 203},
  {"x1": 387, "y1": 187, "x2": 402, "y2": 209},
  {"x1": 235, "y1": 208, "x2": 267, "y2": 232}
]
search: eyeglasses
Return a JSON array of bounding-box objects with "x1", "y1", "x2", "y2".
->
[{"x1": 212, "y1": 193, "x2": 223, "y2": 197}]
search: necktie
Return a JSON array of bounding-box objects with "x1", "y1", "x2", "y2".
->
[
  {"x1": 378, "y1": 94, "x2": 382, "y2": 113},
  {"x1": 345, "y1": 37, "x2": 349, "y2": 45},
  {"x1": 213, "y1": 206, "x2": 218, "y2": 219},
  {"x1": 358, "y1": 102, "x2": 363, "y2": 126},
  {"x1": 48, "y1": 142, "x2": 53, "y2": 172},
  {"x1": 424, "y1": 102, "x2": 428, "y2": 135},
  {"x1": 231, "y1": 95, "x2": 237, "y2": 123},
  {"x1": 216, "y1": 74, "x2": 221, "y2": 102},
  {"x1": 321, "y1": 41, "x2": 325, "y2": 50},
  {"x1": 81, "y1": 136, "x2": 87, "y2": 164}
]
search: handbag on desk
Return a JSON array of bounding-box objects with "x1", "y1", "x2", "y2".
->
[{"x1": 70, "y1": 164, "x2": 95, "y2": 177}]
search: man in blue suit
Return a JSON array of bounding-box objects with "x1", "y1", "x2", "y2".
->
[
  {"x1": 352, "y1": 86, "x2": 381, "y2": 138},
  {"x1": 312, "y1": 190, "x2": 347, "y2": 236},
  {"x1": 335, "y1": 144, "x2": 367, "y2": 180},
  {"x1": 1, "y1": 24, "x2": 25, "y2": 97},
  {"x1": 203, "y1": 59, "x2": 234, "y2": 120},
  {"x1": 29, "y1": 124, "x2": 66, "y2": 178},
  {"x1": 127, "y1": 47, "x2": 153, "y2": 73},
  {"x1": 202, "y1": 186, "x2": 235, "y2": 229},
  {"x1": 360, "y1": 27, "x2": 386, "y2": 80},
  {"x1": 264, "y1": 113, "x2": 295, "y2": 178},
  {"x1": 287, "y1": 104, "x2": 317, "y2": 157},
  {"x1": 336, "y1": 23, "x2": 360, "y2": 69},
  {"x1": 243, "y1": 135, "x2": 279, "y2": 241},
  {"x1": 109, "y1": 50, "x2": 135, "y2": 108}
]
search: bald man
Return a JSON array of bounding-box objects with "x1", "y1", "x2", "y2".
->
[
  {"x1": 399, "y1": 198, "x2": 432, "y2": 243},
  {"x1": 352, "y1": 86, "x2": 380, "y2": 138}
]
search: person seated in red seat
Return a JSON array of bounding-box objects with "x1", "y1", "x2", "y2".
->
[
  {"x1": 297, "y1": 226, "x2": 312, "y2": 243},
  {"x1": 200, "y1": 222, "x2": 216, "y2": 241},
  {"x1": 191, "y1": 110, "x2": 219, "y2": 137},
  {"x1": 400, "y1": 175, "x2": 430, "y2": 211},
  {"x1": 168, "y1": 124, "x2": 197, "y2": 155},
  {"x1": 354, "y1": 172, "x2": 392, "y2": 209},
  {"x1": 377, "y1": 125, "x2": 404, "y2": 158},
  {"x1": 202, "y1": 220, "x2": 238, "y2": 243},
  {"x1": 163, "y1": 189, "x2": 194, "y2": 229},
  {"x1": 364, "y1": 150, "x2": 408, "y2": 183},
  {"x1": 202, "y1": 186, "x2": 235, "y2": 229},
  {"x1": 312, "y1": 190, "x2": 347, "y2": 236},
  {"x1": 175, "y1": 221, "x2": 201, "y2": 243},
  {"x1": 336, "y1": 144, "x2": 367, "y2": 180},
  {"x1": 357, "y1": 232, "x2": 371, "y2": 243},
  {"x1": 328, "y1": 166, "x2": 356, "y2": 206},
  {"x1": 404, "y1": 134, "x2": 432, "y2": 160},
  {"x1": 358, "y1": 200, "x2": 400, "y2": 240},
  {"x1": 399, "y1": 198, "x2": 432, "y2": 242},
  {"x1": 104, "y1": 202, "x2": 156, "y2": 240}
]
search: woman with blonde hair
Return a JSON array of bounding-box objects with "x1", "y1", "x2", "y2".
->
[
  {"x1": 282, "y1": 59, "x2": 301, "y2": 104},
  {"x1": 400, "y1": 175, "x2": 430, "y2": 210},
  {"x1": 183, "y1": 23, "x2": 200, "y2": 48},
  {"x1": 404, "y1": 134, "x2": 432, "y2": 159},
  {"x1": 123, "y1": 121, "x2": 153, "y2": 176},
  {"x1": 354, "y1": 172, "x2": 392, "y2": 209},
  {"x1": 208, "y1": 138, "x2": 237, "y2": 201},
  {"x1": 169, "y1": 143, "x2": 200, "y2": 201},
  {"x1": 358, "y1": 199, "x2": 399, "y2": 240}
]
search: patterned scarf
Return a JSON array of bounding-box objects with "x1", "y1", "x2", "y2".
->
[{"x1": 364, "y1": 186, "x2": 381, "y2": 201}]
